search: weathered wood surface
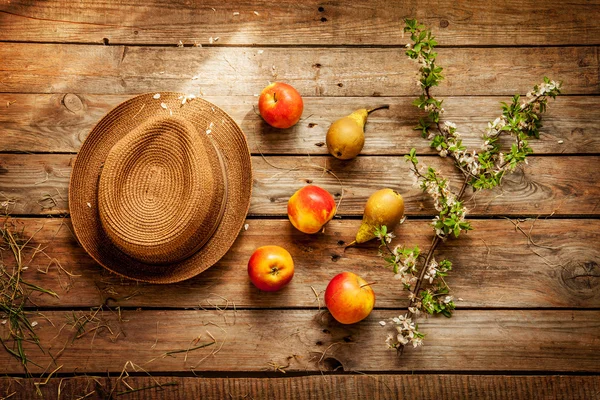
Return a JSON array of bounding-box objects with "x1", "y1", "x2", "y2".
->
[
  {"x1": 1, "y1": 94, "x2": 595, "y2": 155},
  {"x1": 0, "y1": 309, "x2": 599, "y2": 374},
  {"x1": 1, "y1": 154, "x2": 598, "y2": 217},
  {"x1": 1, "y1": 44, "x2": 597, "y2": 96},
  {"x1": 2, "y1": 218, "x2": 598, "y2": 309},
  {"x1": 2, "y1": 375, "x2": 599, "y2": 400},
  {"x1": 1, "y1": 0, "x2": 599, "y2": 46},
  {"x1": 1, "y1": 0, "x2": 599, "y2": 392}
]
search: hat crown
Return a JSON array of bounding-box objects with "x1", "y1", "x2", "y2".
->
[{"x1": 97, "y1": 115, "x2": 227, "y2": 264}]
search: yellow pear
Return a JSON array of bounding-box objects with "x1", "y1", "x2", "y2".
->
[
  {"x1": 355, "y1": 188, "x2": 405, "y2": 244},
  {"x1": 326, "y1": 105, "x2": 389, "y2": 160}
]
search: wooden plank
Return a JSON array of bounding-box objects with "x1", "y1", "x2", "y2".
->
[
  {"x1": 1, "y1": 0, "x2": 599, "y2": 46},
  {"x1": 0, "y1": 154, "x2": 598, "y2": 217},
  {"x1": 1, "y1": 375, "x2": 599, "y2": 400},
  {"x1": 0, "y1": 309, "x2": 598, "y2": 374},
  {"x1": 1, "y1": 218, "x2": 598, "y2": 309},
  {"x1": 0, "y1": 44, "x2": 596, "y2": 96},
  {"x1": 1, "y1": 94, "x2": 595, "y2": 155}
]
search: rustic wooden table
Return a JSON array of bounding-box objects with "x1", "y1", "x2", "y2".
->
[{"x1": 1, "y1": 1, "x2": 599, "y2": 399}]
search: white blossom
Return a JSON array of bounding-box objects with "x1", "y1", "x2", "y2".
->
[
  {"x1": 385, "y1": 334, "x2": 395, "y2": 348},
  {"x1": 481, "y1": 140, "x2": 494, "y2": 151},
  {"x1": 397, "y1": 334, "x2": 409, "y2": 345},
  {"x1": 385, "y1": 232, "x2": 395, "y2": 243},
  {"x1": 423, "y1": 259, "x2": 439, "y2": 284},
  {"x1": 179, "y1": 94, "x2": 196, "y2": 105},
  {"x1": 384, "y1": 313, "x2": 423, "y2": 349},
  {"x1": 408, "y1": 306, "x2": 420, "y2": 315}
]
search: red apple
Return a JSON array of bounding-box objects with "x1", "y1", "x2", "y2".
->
[
  {"x1": 325, "y1": 272, "x2": 375, "y2": 324},
  {"x1": 287, "y1": 185, "x2": 336, "y2": 234},
  {"x1": 248, "y1": 245, "x2": 294, "y2": 292},
  {"x1": 258, "y1": 82, "x2": 304, "y2": 129}
]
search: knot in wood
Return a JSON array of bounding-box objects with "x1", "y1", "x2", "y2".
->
[
  {"x1": 560, "y1": 260, "x2": 600, "y2": 292},
  {"x1": 322, "y1": 357, "x2": 344, "y2": 371},
  {"x1": 63, "y1": 93, "x2": 84, "y2": 113}
]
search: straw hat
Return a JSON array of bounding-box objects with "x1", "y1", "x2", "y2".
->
[{"x1": 69, "y1": 93, "x2": 252, "y2": 283}]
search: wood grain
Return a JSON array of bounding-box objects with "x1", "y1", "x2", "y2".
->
[
  {"x1": 0, "y1": 0, "x2": 598, "y2": 388},
  {"x1": 1, "y1": 0, "x2": 599, "y2": 46},
  {"x1": 0, "y1": 309, "x2": 599, "y2": 374},
  {"x1": 1, "y1": 44, "x2": 596, "y2": 96},
  {"x1": 1, "y1": 375, "x2": 599, "y2": 400},
  {"x1": 0, "y1": 154, "x2": 597, "y2": 217},
  {"x1": 1, "y1": 218, "x2": 598, "y2": 309},
  {"x1": 0, "y1": 94, "x2": 595, "y2": 154}
]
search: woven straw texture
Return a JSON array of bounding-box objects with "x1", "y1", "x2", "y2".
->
[{"x1": 69, "y1": 93, "x2": 252, "y2": 283}]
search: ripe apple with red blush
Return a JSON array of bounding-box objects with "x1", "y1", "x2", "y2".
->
[
  {"x1": 247, "y1": 245, "x2": 294, "y2": 292},
  {"x1": 287, "y1": 185, "x2": 336, "y2": 234},
  {"x1": 258, "y1": 82, "x2": 304, "y2": 129},
  {"x1": 325, "y1": 271, "x2": 375, "y2": 324}
]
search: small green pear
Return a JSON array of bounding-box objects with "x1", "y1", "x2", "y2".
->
[
  {"x1": 355, "y1": 188, "x2": 405, "y2": 244},
  {"x1": 326, "y1": 105, "x2": 389, "y2": 160}
]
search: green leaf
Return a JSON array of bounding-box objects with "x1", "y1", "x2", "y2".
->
[
  {"x1": 405, "y1": 19, "x2": 417, "y2": 30},
  {"x1": 453, "y1": 225, "x2": 461, "y2": 237}
]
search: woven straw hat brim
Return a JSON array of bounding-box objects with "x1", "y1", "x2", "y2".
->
[{"x1": 69, "y1": 93, "x2": 252, "y2": 283}]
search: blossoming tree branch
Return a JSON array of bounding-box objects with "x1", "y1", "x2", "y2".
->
[{"x1": 378, "y1": 19, "x2": 562, "y2": 350}]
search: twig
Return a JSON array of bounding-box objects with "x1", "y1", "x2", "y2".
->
[
  {"x1": 33, "y1": 365, "x2": 63, "y2": 396},
  {"x1": 76, "y1": 324, "x2": 114, "y2": 339},
  {"x1": 407, "y1": 175, "x2": 469, "y2": 316},
  {"x1": 317, "y1": 342, "x2": 342, "y2": 364},
  {"x1": 116, "y1": 382, "x2": 178, "y2": 396},
  {"x1": 34, "y1": 172, "x2": 50, "y2": 186},
  {"x1": 150, "y1": 321, "x2": 159, "y2": 349},
  {"x1": 165, "y1": 341, "x2": 215, "y2": 356},
  {"x1": 480, "y1": 238, "x2": 492, "y2": 269},
  {"x1": 266, "y1": 360, "x2": 289, "y2": 373},
  {"x1": 75, "y1": 390, "x2": 96, "y2": 400},
  {"x1": 503, "y1": 217, "x2": 563, "y2": 267},
  {"x1": 310, "y1": 286, "x2": 322, "y2": 310}
]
